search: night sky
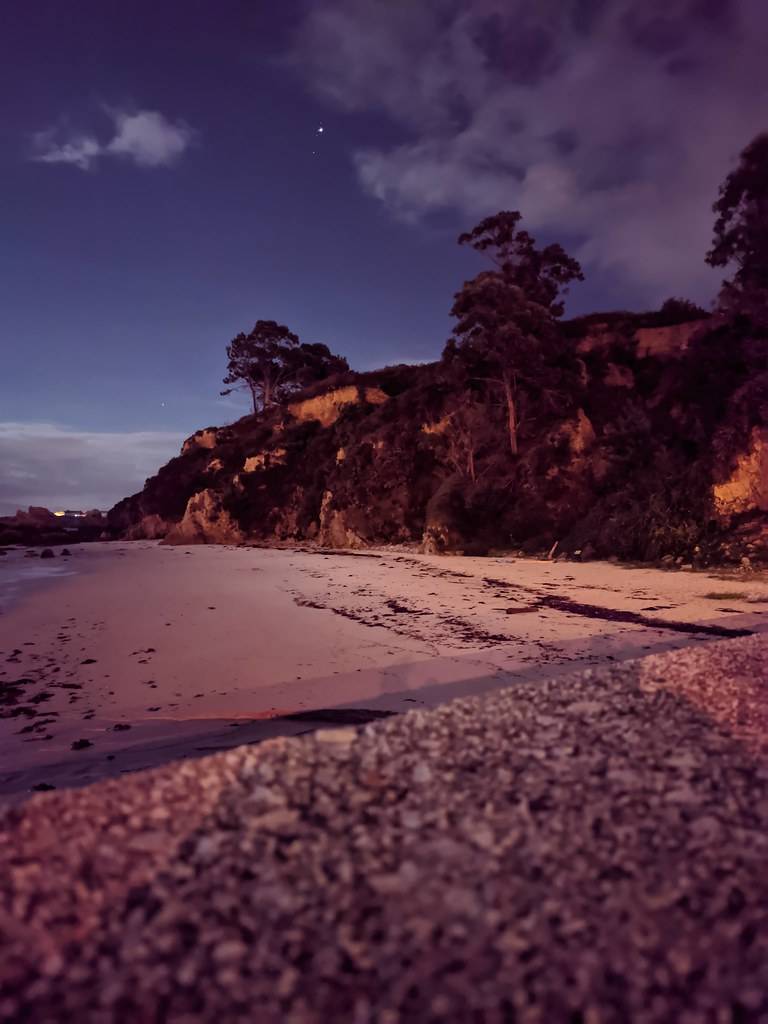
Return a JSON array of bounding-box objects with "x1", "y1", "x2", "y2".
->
[{"x1": 2, "y1": 0, "x2": 767, "y2": 512}]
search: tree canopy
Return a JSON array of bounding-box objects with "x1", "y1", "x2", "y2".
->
[
  {"x1": 458, "y1": 210, "x2": 583, "y2": 317},
  {"x1": 222, "y1": 320, "x2": 348, "y2": 414},
  {"x1": 706, "y1": 133, "x2": 768, "y2": 324},
  {"x1": 447, "y1": 212, "x2": 583, "y2": 454}
]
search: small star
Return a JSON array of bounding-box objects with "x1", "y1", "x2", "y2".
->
[{"x1": 317, "y1": 125, "x2": 324, "y2": 134}]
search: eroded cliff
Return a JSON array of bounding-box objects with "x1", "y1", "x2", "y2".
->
[{"x1": 108, "y1": 316, "x2": 768, "y2": 565}]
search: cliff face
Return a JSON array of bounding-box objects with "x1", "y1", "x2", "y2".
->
[{"x1": 108, "y1": 318, "x2": 768, "y2": 564}]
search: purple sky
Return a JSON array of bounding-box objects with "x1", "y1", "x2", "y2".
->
[{"x1": 1, "y1": 0, "x2": 767, "y2": 512}]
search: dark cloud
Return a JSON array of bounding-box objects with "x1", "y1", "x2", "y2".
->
[
  {"x1": 0, "y1": 423, "x2": 184, "y2": 515},
  {"x1": 293, "y1": 0, "x2": 768, "y2": 304},
  {"x1": 623, "y1": 14, "x2": 688, "y2": 55}
]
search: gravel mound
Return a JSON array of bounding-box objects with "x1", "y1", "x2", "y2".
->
[{"x1": 2, "y1": 634, "x2": 768, "y2": 1022}]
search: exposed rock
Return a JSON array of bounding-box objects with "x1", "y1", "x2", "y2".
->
[
  {"x1": 635, "y1": 320, "x2": 704, "y2": 358},
  {"x1": 164, "y1": 490, "x2": 244, "y2": 545},
  {"x1": 575, "y1": 318, "x2": 707, "y2": 358},
  {"x1": 603, "y1": 363, "x2": 634, "y2": 388},
  {"x1": 39, "y1": 548, "x2": 55, "y2": 559},
  {"x1": 566, "y1": 409, "x2": 596, "y2": 456},
  {"x1": 421, "y1": 414, "x2": 452, "y2": 435},
  {"x1": 288, "y1": 385, "x2": 387, "y2": 427},
  {"x1": 181, "y1": 428, "x2": 220, "y2": 455},
  {"x1": 243, "y1": 448, "x2": 287, "y2": 473},
  {"x1": 422, "y1": 478, "x2": 468, "y2": 555},
  {"x1": 21, "y1": 507, "x2": 57, "y2": 524},
  {"x1": 318, "y1": 491, "x2": 368, "y2": 548},
  {"x1": 125, "y1": 514, "x2": 169, "y2": 541},
  {"x1": 714, "y1": 428, "x2": 768, "y2": 517}
]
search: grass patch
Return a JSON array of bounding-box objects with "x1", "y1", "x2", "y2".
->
[{"x1": 704, "y1": 591, "x2": 746, "y2": 601}]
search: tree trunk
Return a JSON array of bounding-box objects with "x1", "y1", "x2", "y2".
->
[
  {"x1": 249, "y1": 385, "x2": 259, "y2": 414},
  {"x1": 502, "y1": 374, "x2": 519, "y2": 456}
]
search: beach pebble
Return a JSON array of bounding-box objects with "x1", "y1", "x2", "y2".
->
[{"x1": 315, "y1": 728, "x2": 356, "y2": 746}]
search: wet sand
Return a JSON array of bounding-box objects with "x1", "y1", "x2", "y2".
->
[{"x1": 1, "y1": 542, "x2": 766, "y2": 794}]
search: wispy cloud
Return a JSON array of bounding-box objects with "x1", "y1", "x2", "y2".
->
[
  {"x1": 292, "y1": 0, "x2": 768, "y2": 304},
  {"x1": 31, "y1": 108, "x2": 194, "y2": 171},
  {"x1": 0, "y1": 423, "x2": 185, "y2": 515}
]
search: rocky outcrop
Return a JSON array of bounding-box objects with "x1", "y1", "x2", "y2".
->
[
  {"x1": 635, "y1": 320, "x2": 705, "y2": 358},
  {"x1": 714, "y1": 428, "x2": 768, "y2": 517},
  {"x1": 164, "y1": 490, "x2": 245, "y2": 545},
  {"x1": 125, "y1": 514, "x2": 170, "y2": 541},
  {"x1": 566, "y1": 409, "x2": 596, "y2": 456},
  {"x1": 603, "y1": 363, "x2": 634, "y2": 388},
  {"x1": 288, "y1": 386, "x2": 388, "y2": 427},
  {"x1": 181, "y1": 428, "x2": 221, "y2": 455},
  {"x1": 421, "y1": 415, "x2": 452, "y2": 436},
  {"x1": 420, "y1": 475, "x2": 488, "y2": 555},
  {"x1": 0, "y1": 507, "x2": 106, "y2": 547},
  {"x1": 576, "y1": 318, "x2": 708, "y2": 358},
  {"x1": 243, "y1": 448, "x2": 287, "y2": 473},
  {"x1": 317, "y1": 492, "x2": 368, "y2": 548}
]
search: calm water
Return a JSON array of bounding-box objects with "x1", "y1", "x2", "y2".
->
[{"x1": 0, "y1": 550, "x2": 77, "y2": 613}]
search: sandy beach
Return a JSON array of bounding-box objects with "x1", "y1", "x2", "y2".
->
[{"x1": 2, "y1": 541, "x2": 766, "y2": 794}]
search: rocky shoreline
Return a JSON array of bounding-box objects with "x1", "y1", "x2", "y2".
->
[{"x1": 2, "y1": 633, "x2": 768, "y2": 1021}]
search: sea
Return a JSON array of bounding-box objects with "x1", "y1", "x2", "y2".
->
[{"x1": 0, "y1": 548, "x2": 77, "y2": 614}]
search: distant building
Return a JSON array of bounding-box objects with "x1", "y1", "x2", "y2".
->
[{"x1": 53, "y1": 510, "x2": 108, "y2": 518}]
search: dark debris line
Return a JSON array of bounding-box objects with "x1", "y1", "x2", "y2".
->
[
  {"x1": 482, "y1": 576, "x2": 754, "y2": 637},
  {"x1": 1, "y1": 634, "x2": 768, "y2": 1022}
]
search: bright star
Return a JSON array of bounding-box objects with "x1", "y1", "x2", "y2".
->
[{"x1": 317, "y1": 126, "x2": 324, "y2": 134}]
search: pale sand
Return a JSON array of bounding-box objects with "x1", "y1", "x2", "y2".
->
[{"x1": 1, "y1": 541, "x2": 766, "y2": 793}]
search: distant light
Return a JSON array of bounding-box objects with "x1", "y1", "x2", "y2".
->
[{"x1": 53, "y1": 510, "x2": 65, "y2": 517}]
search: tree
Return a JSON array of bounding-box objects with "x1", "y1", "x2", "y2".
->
[
  {"x1": 707, "y1": 133, "x2": 768, "y2": 323},
  {"x1": 458, "y1": 211, "x2": 583, "y2": 316},
  {"x1": 447, "y1": 211, "x2": 583, "y2": 455},
  {"x1": 221, "y1": 320, "x2": 348, "y2": 414},
  {"x1": 659, "y1": 297, "x2": 708, "y2": 324}
]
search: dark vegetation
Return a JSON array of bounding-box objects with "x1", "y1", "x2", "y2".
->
[
  {"x1": 221, "y1": 319, "x2": 348, "y2": 413},
  {"x1": 109, "y1": 134, "x2": 768, "y2": 565}
]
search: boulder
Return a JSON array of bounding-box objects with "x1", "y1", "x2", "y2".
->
[
  {"x1": 164, "y1": 490, "x2": 245, "y2": 545},
  {"x1": 125, "y1": 514, "x2": 170, "y2": 541},
  {"x1": 421, "y1": 478, "x2": 467, "y2": 555},
  {"x1": 40, "y1": 548, "x2": 55, "y2": 559},
  {"x1": 317, "y1": 491, "x2": 367, "y2": 548}
]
